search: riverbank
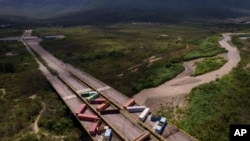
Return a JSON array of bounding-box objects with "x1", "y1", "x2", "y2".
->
[{"x1": 134, "y1": 33, "x2": 241, "y2": 111}]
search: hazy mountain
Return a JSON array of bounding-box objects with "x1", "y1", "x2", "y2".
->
[{"x1": 0, "y1": 0, "x2": 250, "y2": 24}]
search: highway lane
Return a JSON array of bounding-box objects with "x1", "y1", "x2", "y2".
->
[
  {"x1": 69, "y1": 67, "x2": 130, "y2": 105},
  {"x1": 22, "y1": 39, "x2": 111, "y2": 141},
  {"x1": 67, "y1": 65, "x2": 107, "y2": 89},
  {"x1": 24, "y1": 32, "x2": 146, "y2": 141},
  {"x1": 67, "y1": 60, "x2": 195, "y2": 141},
  {"x1": 25, "y1": 39, "x2": 87, "y2": 91},
  {"x1": 102, "y1": 114, "x2": 142, "y2": 140}
]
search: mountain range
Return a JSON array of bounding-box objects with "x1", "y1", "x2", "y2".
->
[{"x1": 0, "y1": 0, "x2": 250, "y2": 24}]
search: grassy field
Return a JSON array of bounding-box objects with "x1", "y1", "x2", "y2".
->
[
  {"x1": 159, "y1": 33, "x2": 250, "y2": 141},
  {"x1": 183, "y1": 36, "x2": 227, "y2": 61},
  {"x1": 0, "y1": 29, "x2": 23, "y2": 38},
  {"x1": 0, "y1": 41, "x2": 86, "y2": 141},
  {"x1": 33, "y1": 24, "x2": 227, "y2": 96},
  {"x1": 192, "y1": 57, "x2": 227, "y2": 76}
]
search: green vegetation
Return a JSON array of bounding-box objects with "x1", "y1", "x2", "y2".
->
[
  {"x1": 192, "y1": 57, "x2": 227, "y2": 76},
  {"x1": 231, "y1": 35, "x2": 245, "y2": 47},
  {"x1": 178, "y1": 69, "x2": 250, "y2": 141},
  {"x1": 160, "y1": 34, "x2": 250, "y2": 141},
  {"x1": 33, "y1": 25, "x2": 226, "y2": 96},
  {"x1": 0, "y1": 29, "x2": 23, "y2": 38},
  {"x1": 38, "y1": 91, "x2": 81, "y2": 140},
  {"x1": 0, "y1": 41, "x2": 85, "y2": 141},
  {"x1": 183, "y1": 36, "x2": 227, "y2": 61},
  {"x1": 132, "y1": 63, "x2": 184, "y2": 92}
]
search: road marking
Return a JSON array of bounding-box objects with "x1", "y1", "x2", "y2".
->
[
  {"x1": 97, "y1": 86, "x2": 111, "y2": 92},
  {"x1": 76, "y1": 88, "x2": 92, "y2": 94},
  {"x1": 63, "y1": 95, "x2": 77, "y2": 101}
]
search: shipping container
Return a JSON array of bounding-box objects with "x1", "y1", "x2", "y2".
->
[
  {"x1": 100, "y1": 109, "x2": 119, "y2": 115},
  {"x1": 96, "y1": 101, "x2": 110, "y2": 111},
  {"x1": 139, "y1": 108, "x2": 150, "y2": 121},
  {"x1": 150, "y1": 115, "x2": 161, "y2": 122},
  {"x1": 155, "y1": 125, "x2": 163, "y2": 134},
  {"x1": 81, "y1": 90, "x2": 98, "y2": 97},
  {"x1": 160, "y1": 117, "x2": 167, "y2": 125},
  {"x1": 81, "y1": 92, "x2": 91, "y2": 97},
  {"x1": 123, "y1": 99, "x2": 135, "y2": 109},
  {"x1": 77, "y1": 114, "x2": 98, "y2": 122},
  {"x1": 89, "y1": 98, "x2": 106, "y2": 104},
  {"x1": 155, "y1": 117, "x2": 167, "y2": 134},
  {"x1": 75, "y1": 104, "x2": 87, "y2": 116},
  {"x1": 103, "y1": 128, "x2": 112, "y2": 141},
  {"x1": 89, "y1": 122, "x2": 99, "y2": 136},
  {"x1": 86, "y1": 93, "x2": 99, "y2": 101},
  {"x1": 127, "y1": 106, "x2": 146, "y2": 113}
]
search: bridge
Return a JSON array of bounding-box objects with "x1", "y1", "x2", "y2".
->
[{"x1": 22, "y1": 30, "x2": 197, "y2": 141}]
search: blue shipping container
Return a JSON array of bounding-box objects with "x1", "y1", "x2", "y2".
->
[
  {"x1": 103, "y1": 129, "x2": 112, "y2": 141},
  {"x1": 151, "y1": 115, "x2": 161, "y2": 122}
]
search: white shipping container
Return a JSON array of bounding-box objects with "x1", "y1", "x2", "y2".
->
[
  {"x1": 127, "y1": 106, "x2": 146, "y2": 113},
  {"x1": 139, "y1": 108, "x2": 150, "y2": 121}
]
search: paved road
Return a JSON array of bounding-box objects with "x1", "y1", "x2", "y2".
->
[{"x1": 23, "y1": 31, "x2": 145, "y2": 141}]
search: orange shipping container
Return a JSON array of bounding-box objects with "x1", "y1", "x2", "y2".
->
[
  {"x1": 96, "y1": 101, "x2": 110, "y2": 111},
  {"x1": 123, "y1": 99, "x2": 135, "y2": 109}
]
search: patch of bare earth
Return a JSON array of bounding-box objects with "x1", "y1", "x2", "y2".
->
[
  {"x1": 145, "y1": 93, "x2": 187, "y2": 112},
  {"x1": 5, "y1": 52, "x2": 17, "y2": 56},
  {"x1": 0, "y1": 88, "x2": 7, "y2": 100},
  {"x1": 161, "y1": 34, "x2": 168, "y2": 37},
  {"x1": 134, "y1": 33, "x2": 241, "y2": 114},
  {"x1": 124, "y1": 56, "x2": 162, "y2": 74},
  {"x1": 29, "y1": 94, "x2": 37, "y2": 99},
  {"x1": 244, "y1": 63, "x2": 250, "y2": 70},
  {"x1": 31, "y1": 101, "x2": 45, "y2": 134}
]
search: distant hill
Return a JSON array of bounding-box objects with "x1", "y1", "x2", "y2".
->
[{"x1": 0, "y1": 0, "x2": 250, "y2": 24}]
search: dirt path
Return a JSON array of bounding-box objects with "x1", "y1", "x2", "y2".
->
[
  {"x1": 33, "y1": 101, "x2": 46, "y2": 133},
  {"x1": 133, "y1": 33, "x2": 241, "y2": 111},
  {"x1": 0, "y1": 88, "x2": 6, "y2": 100}
]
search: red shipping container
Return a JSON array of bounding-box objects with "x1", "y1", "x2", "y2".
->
[
  {"x1": 75, "y1": 104, "x2": 87, "y2": 116},
  {"x1": 77, "y1": 114, "x2": 98, "y2": 122},
  {"x1": 89, "y1": 122, "x2": 99, "y2": 136},
  {"x1": 123, "y1": 99, "x2": 135, "y2": 109}
]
